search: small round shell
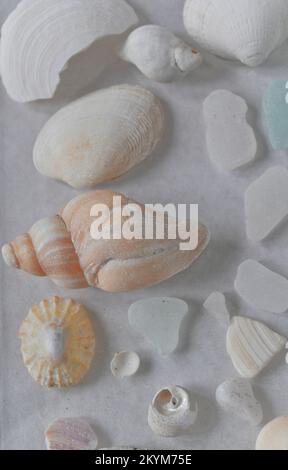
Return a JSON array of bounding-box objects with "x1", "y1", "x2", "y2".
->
[
  {"x1": 110, "y1": 351, "x2": 140, "y2": 378},
  {"x1": 148, "y1": 385, "x2": 198, "y2": 437},
  {"x1": 45, "y1": 418, "x2": 98, "y2": 450},
  {"x1": 18, "y1": 297, "x2": 95, "y2": 388},
  {"x1": 256, "y1": 417, "x2": 288, "y2": 450}
]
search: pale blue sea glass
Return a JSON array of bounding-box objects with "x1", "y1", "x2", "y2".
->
[{"x1": 263, "y1": 80, "x2": 288, "y2": 150}]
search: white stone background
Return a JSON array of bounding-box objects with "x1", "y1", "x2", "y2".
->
[{"x1": 1, "y1": 0, "x2": 288, "y2": 450}]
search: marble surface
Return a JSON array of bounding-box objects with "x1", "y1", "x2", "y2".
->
[{"x1": 1, "y1": 0, "x2": 288, "y2": 451}]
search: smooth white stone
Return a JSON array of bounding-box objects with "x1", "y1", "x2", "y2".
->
[
  {"x1": 203, "y1": 90, "x2": 257, "y2": 171},
  {"x1": 128, "y1": 297, "x2": 188, "y2": 355},
  {"x1": 216, "y1": 378, "x2": 263, "y2": 426},
  {"x1": 110, "y1": 351, "x2": 140, "y2": 378},
  {"x1": 203, "y1": 292, "x2": 230, "y2": 328},
  {"x1": 235, "y1": 259, "x2": 288, "y2": 314},
  {"x1": 245, "y1": 166, "x2": 288, "y2": 241}
]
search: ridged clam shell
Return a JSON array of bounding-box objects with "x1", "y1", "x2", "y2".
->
[
  {"x1": 148, "y1": 385, "x2": 198, "y2": 437},
  {"x1": 18, "y1": 297, "x2": 95, "y2": 388},
  {"x1": 118, "y1": 25, "x2": 202, "y2": 82},
  {"x1": 0, "y1": 0, "x2": 138, "y2": 102},
  {"x1": 45, "y1": 418, "x2": 98, "y2": 450},
  {"x1": 183, "y1": 0, "x2": 288, "y2": 66},
  {"x1": 226, "y1": 316, "x2": 286, "y2": 379},
  {"x1": 2, "y1": 190, "x2": 210, "y2": 292},
  {"x1": 256, "y1": 417, "x2": 288, "y2": 450},
  {"x1": 33, "y1": 85, "x2": 165, "y2": 189}
]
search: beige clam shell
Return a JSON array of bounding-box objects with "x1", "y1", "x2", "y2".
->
[
  {"x1": 19, "y1": 297, "x2": 96, "y2": 388},
  {"x1": 33, "y1": 85, "x2": 165, "y2": 189},
  {"x1": 256, "y1": 417, "x2": 288, "y2": 450}
]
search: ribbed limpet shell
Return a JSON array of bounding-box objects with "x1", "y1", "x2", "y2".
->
[{"x1": 18, "y1": 297, "x2": 95, "y2": 388}]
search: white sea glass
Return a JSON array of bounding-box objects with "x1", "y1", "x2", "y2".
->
[
  {"x1": 216, "y1": 378, "x2": 263, "y2": 426},
  {"x1": 203, "y1": 292, "x2": 230, "y2": 328},
  {"x1": 128, "y1": 297, "x2": 188, "y2": 355},
  {"x1": 203, "y1": 90, "x2": 257, "y2": 171},
  {"x1": 245, "y1": 166, "x2": 288, "y2": 242},
  {"x1": 235, "y1": 259, "x2": 288, "y2": 314}
]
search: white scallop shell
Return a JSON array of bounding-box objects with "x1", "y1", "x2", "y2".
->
[
  {"x1": 45, "y1": 418, "x2": 98, "y2": 450},
  {"x1": 118, "y1": 25, "x2": 202, "y2": 82},
  {"x1": 148, "y1": 385, "x2": 198, "y2": 437},
  {"x1": 256, "y1": 417, "x2": 288, "y2": 450},
  {"x1": 33, "y1": 85, "x2": 164, "y2": 189},
  {"x1": 226, "y1": 316, "x2": 286, "y2": 379},
  {"x1": 111, "y1": 351, "x2": 140, "y2": 378},
  {"x1": 0, "y1": 0, "x2": 138, "y2": 102},
  {"x1": 216, "y1": 378, "x2": 263, "y2": 426},
  {"x1": 183, "y1": 0, "x2": 288, "y2": 66}
]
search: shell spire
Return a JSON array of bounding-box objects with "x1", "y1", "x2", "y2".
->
[{"x1": 2, "y1": 190, "x2": 209, "y2": 292}]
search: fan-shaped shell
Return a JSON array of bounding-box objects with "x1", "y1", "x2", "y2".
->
[
  {"x1": 45, "y1": 418, "x2": 98, "y2": 450},
  {"x1": 18, "y1": 297, "x2": 95, "y2": 388},
  {"x1": 33, "y1": 85, "x2": 165, "y2": 189},
  {"x1": 183, "y1": 0, "x2": 288, "y2": 66},
  {"x1": 0, "y1": 0, "x2": 138, "y2": 102}
]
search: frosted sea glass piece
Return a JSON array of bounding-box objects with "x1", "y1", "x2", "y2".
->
[
  {"x1": 235, "y1": 259, "x2": 288, "y2": 314},
  {"x1": 216, "y1": 378, "x2": 263, "y2": 426},
  {"x1": 203, "y1": 292, "x2": 230, "y2": 328},
  {"x1": 128, "y1": 297, "x2": 188, "y2": 355},
  {"x1": 263, "y1": 80, "x2": 288, "y2": 150},
  {"x1": 245, "y1": 166, "x2": 288, "y2": 241},
  {"x1": 203, "y1": 90, "x2": 257, "y2": 171}
]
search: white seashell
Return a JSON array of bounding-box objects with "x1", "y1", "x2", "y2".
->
[
  {"x1": 0, "y1": 0, "x2": 138, "y2": 102},
  {"x1": 110, "y1": 351, "x2": 140, "y2": 378},
  {"x1": 128, "y1": 297, "x2": 189, "y2": 356},
  {"x1": 235, "y1": 259, "x2": 288, "y2": 315},
  {"x1": 245, "y1": 166, "x2": 288, "y2": 242},
  {"x1": 256, "y1": 417, "x2": 288, "y2": 450},
  {"x1": 45, "y1": 418, "x2": 98, "y2": 450},
  {"x1": 19, "y1": 297, "x2": 96, "y2": 388},
  {"x1": 226, "y1": 316, "x2": 286, "y2": 379},
  {"x1": 183, "y1": 0, "x2": 288, "y2": 67},
  {"x1": 118, "y1": 25, "x2": 202, "y2": 82},
  {"x1": 33, "y1": 85, "x2": 164, "y2": 189},
  {"x1": 216, "y1": 378, "x2": 263, "y2": 426},
  {"x1": 203, "y1": 292, "x2": 230, "y2": 328},
  {"x1": 148, "y1": 385, "x2": 198, "y2": 437},
  {"x1": 203, "y1": 90, "x2": 257, "y2": 171}
]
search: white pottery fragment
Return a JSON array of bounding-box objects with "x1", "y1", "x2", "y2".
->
[
  {"x1": 148, "y1": 386, "x2": 198, "y2": 437},
  {"x1": 128, "y1": 297, "x2": 189, "y2": 356},
  {"x1": 118, "y1": 25, "x2": 202, "y2": 82},
  {"x1": 33, "y1": 85, "x2": 164, "y2": 189},
  {"x1": 256, "y1": 417, "x2": 288, "y2": 450},
  {"x1": 0, "y1": 0, "x2": 138, "y2": 102},
  {"x1": 183, "y1": 0, "x2": 288, "y2": 67},
  {"x1": 226, "y1": 316, "x2": 286, "y2": 379},
  {"x1": 45, "y1": 418, "x2": 98, "y2": 450},
  {"x1": 203, "y1": 292, "x2": 230, "y2": 328},
  {"x1": 111, "y1": 351, "x2": 140, "y2": 378},
  {"x1": 216, "y1": 378, "x2": 263, "y2": 426},
  {"x1": 203, "y1": 90, "x2": 257, "y2": 171},
  {"x1": 245, "y1": 166, "x2": 288, "y2": 242},
  {"x1": 235, "y1": 259, "x2": 288, "y2": 314}
]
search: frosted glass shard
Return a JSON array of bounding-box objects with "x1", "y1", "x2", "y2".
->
[
  {"x1": 235, "y1": 259, "x2": 288, "y2": 314},
  {"x1": 128, "y1": 297, "x2": 188, "y2": 355},
  {"x1": 226, "y1": 316, "x2": 286, "y2": 379},
  {"x1": 203, "y1": 292, "x2": 230, "y2": 328},
  {"x1": 245, "y1": 166, "x2": 288, "y2": 241},
  {"x1": 203, "y1": 90, "x2": 257, "y2": 171},
  {"x1": 216, "y1": 378, "x2": 263, "y2": 426},
  {"x1": 263, "y1": 80, "x2": 288, "y2": 150}
]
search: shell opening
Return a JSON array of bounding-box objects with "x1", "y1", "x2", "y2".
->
[{"x1": 44, "y1": 324, "x2": 65, "y2": 364}]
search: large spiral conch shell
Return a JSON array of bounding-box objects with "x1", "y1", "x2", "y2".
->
[
  {"x1": 0, "y1": 0, "x2": 138, "y2": 102},
  {"x1": 2, "y1": 191, "x2": 210, "y2": 292},
  {"x1": 18, "y1": 297, "x2": 96, "y2": 388},
  {"x1": 33, "y1": 85, "x2": 164, "y2": 189}
]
